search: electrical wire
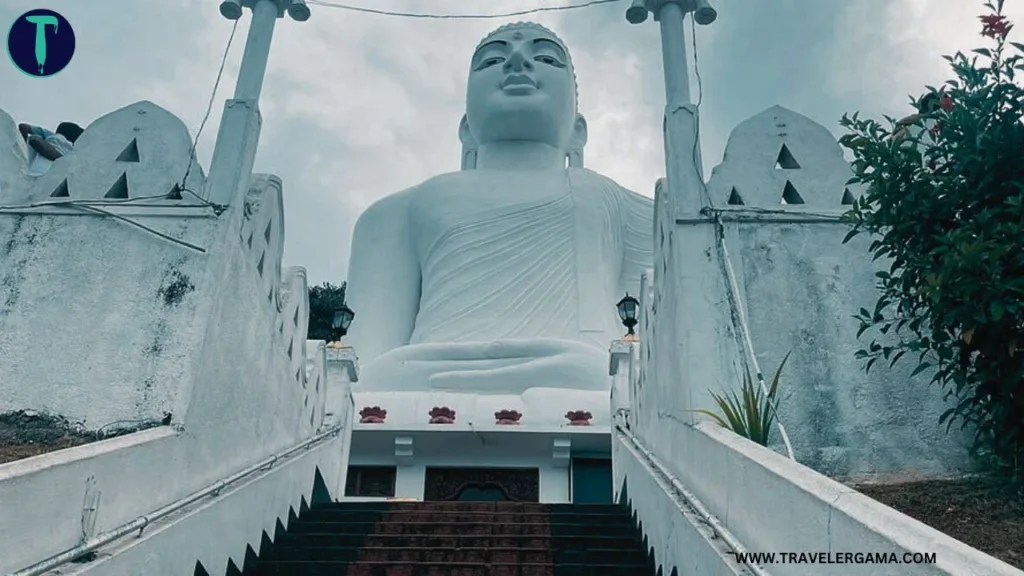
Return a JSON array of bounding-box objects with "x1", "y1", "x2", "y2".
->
[
  {"x1": 179, "y1": 18, "x2": 239, "y2": 202},
  {"x1": 305, "y1": 0, "x2": 622, "y2": 19},
  {"x1": 687, "y1": 15, "x2": 796, "y2": 461}
]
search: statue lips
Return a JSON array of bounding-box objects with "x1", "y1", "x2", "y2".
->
[{"x1": 501, "y1": 73, "x2": 538, "y2": 94}]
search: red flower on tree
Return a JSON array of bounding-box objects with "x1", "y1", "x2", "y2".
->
[{"x1": 980, "y1": 13, "x2": 1012, "y2": 39}]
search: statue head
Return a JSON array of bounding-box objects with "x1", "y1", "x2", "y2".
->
[{"x1": 461, "y1": 22, "x2": 587, "y2": 166}]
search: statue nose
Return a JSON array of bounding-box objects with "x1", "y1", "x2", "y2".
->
[{"x1": 504, "y1": 50, "x2": 533, "y2": 73}]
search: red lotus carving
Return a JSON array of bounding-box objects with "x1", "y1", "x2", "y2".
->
[
  {"x1": 359, "y1": 406, "x2": 387, "y2": 424},
  {"x1": 495, "y1": 409, "x2": 522, "y2": 425},
  {"x1": 428, "y1": 406, "x2": 456, "y2": 424},
  {"x1": 565, "y1": 410, "x2": 593, "y2": 426}
]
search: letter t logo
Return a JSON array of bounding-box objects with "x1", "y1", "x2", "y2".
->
[{"x1": 23, "y1": 14, "x2": 59, "y2": 74}]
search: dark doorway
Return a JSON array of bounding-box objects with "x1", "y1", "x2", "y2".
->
[
  {"x1": 424, "y1": 467, "x2": 540, "y2": 502},
  {"x1": 572, "y1": 458, "x2": 613, "y2": 504}
]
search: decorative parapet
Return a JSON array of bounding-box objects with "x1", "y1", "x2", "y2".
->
[
  {"x1": 279, "y1": 266, "x2": 309, "y2": 384},
  {"x1": 0, "y1": 101, "x2": 206, "y2": 204},
  {"x1": 706, "y1": 105, "x2": 860, "y2": 209},
  {"x1": 303, "y1": 339, "x2": 327, "y2": 433},
  {"x1": 240, "y1": 174, "x2": 285, "y2": 312}
]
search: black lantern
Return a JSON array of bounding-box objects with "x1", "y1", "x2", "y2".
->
[
  {"x1": 616, "y1": 293, "x2": 640, "y2": 340},
  {"x1": 331, "y1": 304, "x2": 355, "y2": 341}
]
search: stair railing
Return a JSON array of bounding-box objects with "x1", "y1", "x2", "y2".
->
[
  {"x1": 614, "y1": 422, "x2": 770, "y2": 576},
  {"x1": 8, "y1": 423, "x2": 345, "y2": 576}
]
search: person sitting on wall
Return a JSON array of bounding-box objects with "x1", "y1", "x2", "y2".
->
[{"x1": 18, "y1": 121, "x2": 84, "y2": 176}]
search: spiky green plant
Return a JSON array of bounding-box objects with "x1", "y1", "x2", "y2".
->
[{"x1": 694, "y1": 352, "x2": 791, "y2": 446}]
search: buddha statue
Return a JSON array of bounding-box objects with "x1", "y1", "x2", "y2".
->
[{"x1": 345, "y1": 22, "x2": 653, "y2": 425}]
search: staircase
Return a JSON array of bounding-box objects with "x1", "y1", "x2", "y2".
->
[{"x1": 245, "y1": 501, "x2": 656, "y2": 575}]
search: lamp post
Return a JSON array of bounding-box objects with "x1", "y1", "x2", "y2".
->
[
  {"x1": 331, "y1": 304, "x2": 355, "y2": 344},
  {"x1": 624, "y1": 0, "x2": 716, "y2": 214},
  {"x1": 205, "y1": 0, "x2": 311, "y2": 206},
  {"x1": 616, "y1": 293, "x2": 640, "y2": 342}
]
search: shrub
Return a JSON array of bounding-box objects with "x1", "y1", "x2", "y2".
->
[
  {"x1": 696, "y1": 352, "x2": 790, "y2": 447},
  {"x1": 839, "y1": 0, "x2": 1024, "y2": 474}
]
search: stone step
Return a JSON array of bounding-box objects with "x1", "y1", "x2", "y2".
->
[
  {"x1": 275, "y1": 532, "x2": 645, "y2": 550},
  {"x1": 285, "y1": 520, "x2": 635, "y2": 537},
  {"x1": 299, "y1": 509, "x2": 633, "y2": 524},
  {"x1": 321, "y1": 502, "x2": 625, "y2": 515},
  {"x1": 251, "y1": 560, "x2": 650, "y2": 576},
  {"x1": 245, "y1": 503, "x2": 655, "y2": 576},
  {"x1": 262, "y1": 545, "x2": 647, "y2": 564}
]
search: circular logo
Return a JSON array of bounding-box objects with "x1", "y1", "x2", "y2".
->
[{"x1": 7, "y1": 9, "x2": 75, "y2": 77}]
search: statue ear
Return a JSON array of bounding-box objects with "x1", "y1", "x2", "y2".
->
[
  {"x1": 567, "y1": 113, "x2": 588, "y2": 168},
  {"x1": 459, "y1": 114, "x2": 478, "y2": 170}
]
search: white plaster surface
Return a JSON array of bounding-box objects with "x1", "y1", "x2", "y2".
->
[
  {"x1": 706, "y1": 106, "x2": 860, "y2": 208},
  {"x1": 646, "y1": 106, "x2": 971, "y2": 478},
  {"x1": 611, "y1": 428, "x2": 746, "y2": 576},
  {"x1": 0, "y1": 100, "x2": 338, "y2": 574},
  {"x1": 685, "y1": 422, "x2": 1019, "y2": 575},
  {"x1": 51, "y1": 434, "x2": 345, "y2": 576}
]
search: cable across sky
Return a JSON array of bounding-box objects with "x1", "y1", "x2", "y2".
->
[{"x1": 304, "y1": 0, "x2": 623, "y2": 20}]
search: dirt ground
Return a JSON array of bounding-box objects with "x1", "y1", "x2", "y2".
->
[
  {"x1": 854, "y1": 477, "x2": 1024, "y2": 569},
  {"x1": 0, "y1": 410, "x2": 164, "y2": 465}
]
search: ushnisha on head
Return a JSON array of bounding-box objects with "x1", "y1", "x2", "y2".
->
[{"x1": 461, "y1": 22, "x2": 587, "y2": 155}]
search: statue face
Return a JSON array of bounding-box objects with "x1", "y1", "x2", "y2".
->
[{"x1": 465, "y1": 27, "x2": 576, "y2": 149}]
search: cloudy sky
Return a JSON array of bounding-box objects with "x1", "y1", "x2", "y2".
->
[{"x1": 3, "y1": 0, "x2": 1020, "y2": 284}]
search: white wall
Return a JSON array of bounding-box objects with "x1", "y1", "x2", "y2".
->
[
  {"x1": 0, "y1": 101, "x2": 337, "y2": 575},
  {"x1": 616, "y1": 420, "x2": 1021, "y2": 576},
  {"x1": 643, "y1": 105, "x2": 971, "y2": 478}
]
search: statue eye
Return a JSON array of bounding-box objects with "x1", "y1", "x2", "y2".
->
[
  {"x1": 535, "y1": 55, "x2": 565, "y2": 68},
  {"x1": 477, "y1": 57, "x2": 505, "y2": 69}
]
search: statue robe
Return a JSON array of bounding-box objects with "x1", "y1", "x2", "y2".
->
[{"x1": 350, "y1": 167, "x2": 653, "y2": 397}]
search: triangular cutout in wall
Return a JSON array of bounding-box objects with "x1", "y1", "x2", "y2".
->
[
  {"x1": 781, "y1": 181, "x2": 804, "y2": 204},
  {"x1": 105, "y1": 172, "x2": 129, "y2": 199},
  {"x1": 841, "y1": 188, "x2": 856, "y2": 205},
  {"x1": 727, "y1": 187, "x2": 744, "y2": 205},
  {"x1": 257, "y1": 252, "x2": 265, "y2": 277},
  {"x1": 264, "y1": 220, "x2": 273, "y2": 243},
  {"x1": 775, "y1": 144, "x2": 800, "y2": 170},
  {"x1": 166, "y1": 182, "x2": 183, "y2": 200},
  {"x1": 51, "y1": 179, "x2": 70, "y2": 198},
  {"x1": 116, "y1": 139, "x2": 140, "y2": 163}
]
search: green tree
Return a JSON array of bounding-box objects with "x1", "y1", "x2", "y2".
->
[
  {"x1": 840, "y1": 0, "x2": 1024, "y2": 475},
  {"x1": 307, "y1": 281, "x2": 347, "y2": 341}
]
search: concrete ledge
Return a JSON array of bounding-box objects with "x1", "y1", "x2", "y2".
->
[
  {"x1": 0, "y1": 426, "x2": 176, "y2": 482},
  {"x1": 0, "y1": 428, "x2": 182, "y2": 574},
  {"x1": 643, "y1": 420, "x2": 1021, "y2": 576},
  {"x1": 612, "y1": 431, "x2": 744, "y2": 576},
  {"x1": 61, "y1": 436, "x2": 345, "y2": 576}
]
